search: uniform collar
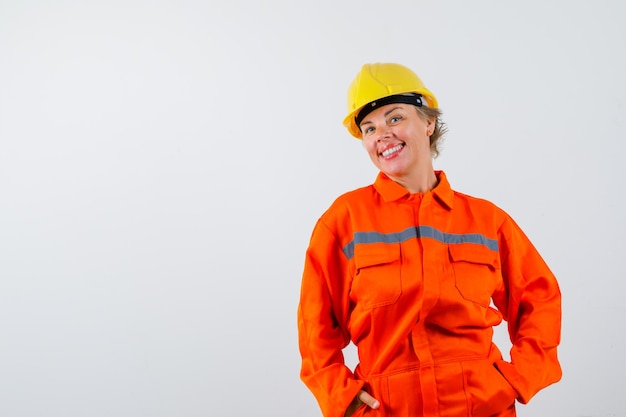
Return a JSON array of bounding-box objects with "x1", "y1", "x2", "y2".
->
[{"x1": 374, "y1": 170, "x2": 454, "y2": 209}]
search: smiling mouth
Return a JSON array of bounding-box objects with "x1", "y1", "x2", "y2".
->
[{"x1": 380, "y1": 144, "x2": 404, "y2": 158}]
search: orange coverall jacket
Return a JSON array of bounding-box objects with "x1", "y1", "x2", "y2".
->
[{"x1": 298, "y1": 171, "x2": 561, "y2": 417}]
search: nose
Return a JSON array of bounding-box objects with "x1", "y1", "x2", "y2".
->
[{"x1": 376, "y1": 124, "x2": 393, "y2": 142}]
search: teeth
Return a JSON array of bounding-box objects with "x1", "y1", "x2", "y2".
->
[{"x1": 381, "y1": 144, "x2": 403, "y2": 157}]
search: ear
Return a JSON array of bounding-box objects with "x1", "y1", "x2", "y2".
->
[{"x1": 426, "y1": 117, "x2": 436, "y2": 136}]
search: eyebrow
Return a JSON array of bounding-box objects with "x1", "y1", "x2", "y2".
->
[
  {"x1": 384, "y1": 106, "x2": 403, "y2": 117},
  {"x1": 360, "y1": 106, "x2": 404, "y2": 127}
]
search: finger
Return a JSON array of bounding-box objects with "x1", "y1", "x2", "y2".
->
[
  {"x1": 344, "y1": 394, "x2": 363, "y2": 417},
  {"x1": 358, "y1": 390, "x2": 380, "y2": 409}
]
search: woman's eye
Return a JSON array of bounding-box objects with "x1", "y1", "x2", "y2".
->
[
  {"x1": 390, "y1": 116, "x2": 402, "y2": 123},
  {"x1": 364, "y1": 126, "x2": 374, "y2": 134}
]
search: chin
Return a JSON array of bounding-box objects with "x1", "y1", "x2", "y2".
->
[{"x1": 379, "y1": 164, "x2": 406, "y2": 178}]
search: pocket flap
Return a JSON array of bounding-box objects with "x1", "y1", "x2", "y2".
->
[
  {"x1": 354, "y1": 243, "x2": 401, "y2": 269},
  {"x1": 448, "y1": 244, "x2": 500, "y2": 269}
]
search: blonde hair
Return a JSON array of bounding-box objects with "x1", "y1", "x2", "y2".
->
[{"x1": 415, "y1": 106, "x2": 447, "y2": 158}]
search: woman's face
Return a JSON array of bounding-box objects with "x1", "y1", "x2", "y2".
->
[{"x1": 359, "y1": 103, "x2": 434, "y2": 180}]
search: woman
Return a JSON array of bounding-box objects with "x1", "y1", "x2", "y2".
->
[{"x1": 297, "y1": 62, "x2": 562, "y2": 417}]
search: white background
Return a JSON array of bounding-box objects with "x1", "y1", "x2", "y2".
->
[{"x1": 1, "y1": 1, "x2": 624, "y2": 416}]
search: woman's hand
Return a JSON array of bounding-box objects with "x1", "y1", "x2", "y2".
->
[{"x1": 344, "y1": 390, "x2": 380, "y2": 417}]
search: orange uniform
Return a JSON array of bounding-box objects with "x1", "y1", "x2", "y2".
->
[{"x1": 298, "y1": 171, "x2": 561, "y2": 417}]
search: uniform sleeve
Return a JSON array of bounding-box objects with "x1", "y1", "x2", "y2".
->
[
  {"x1": 492, "y1": 215, "x2": 562, "y2": 404},
  {"x1": 298, "y1": 219, "x2": 364, "y2": 417}
]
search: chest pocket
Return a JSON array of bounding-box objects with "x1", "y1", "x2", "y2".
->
[
  {"x1": 352, "y1": 243, "x2": 402, "y2": 310},
  {"x1": 449, "y1": 244, "x2": 501, "y2": 307}
]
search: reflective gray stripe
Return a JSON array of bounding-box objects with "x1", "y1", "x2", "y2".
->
[{"x1": 342, "y1": 225, "x2": 498, "y2": 259}]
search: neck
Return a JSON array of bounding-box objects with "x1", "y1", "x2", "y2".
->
[{"x1": 390, "y1": 165, "x2": 438, "y2": 194}]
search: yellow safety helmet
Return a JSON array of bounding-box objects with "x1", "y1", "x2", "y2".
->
[{"x1": 343, "y1": 63, "x2": 439, "y2": 139}]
